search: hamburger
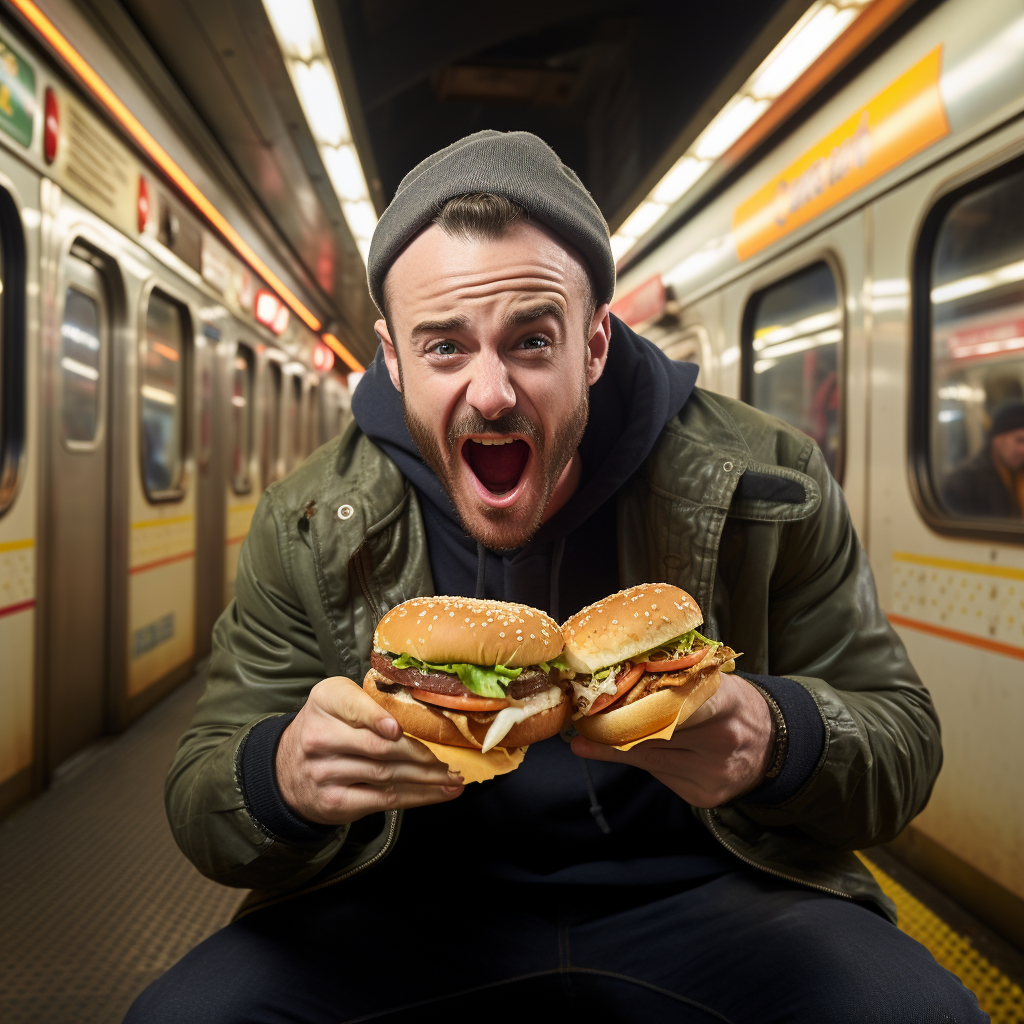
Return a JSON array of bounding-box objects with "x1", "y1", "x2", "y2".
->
[
  {"x1": 364, "y1": 596, "x2": 571, "y2": 753},
  {"x1": 560, "y1": 583, "x2": 736, "y2": 746}
]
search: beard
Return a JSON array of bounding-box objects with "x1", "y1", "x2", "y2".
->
[{"x1": 404, "y1": 378, "x2": 589, "y2": 551}]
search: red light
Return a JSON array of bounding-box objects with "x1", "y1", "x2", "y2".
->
[
  {"x1": 137, "y1": 176, "x2": 149, "y2": 233},
  {"x1": 254, "y1": 288, "x2": 289, "y2": 335},
  {"x1": 313, "y1": 343, "x2": 335, "y2": 372},
  {"x1": 43, "y1": 86, "x2": 58, "y2": 164}
]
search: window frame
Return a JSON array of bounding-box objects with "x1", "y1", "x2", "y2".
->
[
  {"x1": 740, "y1": 252, "x2": 848, "y2": 485},
  {"x1": 137, "y1": 283, "x2": 192, "y2": 503},
  {"x1": 229, "y1": 341, "x2": 255, "y2": 495},
  {"x1": 261, "y1": 355, "x2": 284, "y2": 488},
  {"x1": 910, "y1": 154, "x2": 1024, "y2": 544},
  {"x1": 0, "y1": 187, "x2": 26, "y2": 517}
]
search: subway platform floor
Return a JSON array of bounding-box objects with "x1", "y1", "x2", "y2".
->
[{"x1": 0, "y1": 669, "x2": 1021, "y2": 1022}]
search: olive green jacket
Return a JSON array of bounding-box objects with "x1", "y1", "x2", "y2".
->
[{"x1": 166, "y1": 388, "x2": 940, "y2": 921}]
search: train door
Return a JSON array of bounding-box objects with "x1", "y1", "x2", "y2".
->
[
  {"x1": 719, "y1": 215, "x2": 869, "y2": 538},
  {"x1": 193, "y1": 325, "x2": 225, "y2": 659},
  {"x1": 46, "y1": 249, "x2": 110, "y2": 770}
]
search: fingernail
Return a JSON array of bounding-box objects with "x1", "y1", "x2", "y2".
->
[
  {"x1": 443, "y1": 783, "x2": 463, "y2": 793},
  {"x1": 447, "y1": 770, "x2": 463, "y2": 783},
  {"x1": 378, "y1": 717, "x2": 400, "y2": 738}
]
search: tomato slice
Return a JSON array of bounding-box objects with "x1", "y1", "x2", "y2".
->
[
  {"x1": 410, "y1": 688, "x2": 509, "y2": 712},
  {"x1": 586, "y1": 663, "x2": 645, "y2": 716},
  {"x1": 639, "y1": 648, "x2": 710, "y2": 673}
]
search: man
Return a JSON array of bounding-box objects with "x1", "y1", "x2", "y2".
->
[
  {"x1": 126, "y1": 132, "x2": 984, "y2": 1022},
  {"x1": 943, "y1": 399, "x2": 1024, "y2": 517}
]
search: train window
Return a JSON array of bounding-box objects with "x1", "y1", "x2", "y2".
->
[
  {"x1": 230, "y1": 344, "x2": 254, "y2": 494},
  {"x1": 743, "y1": 262, "x2": 843, "y2": 479},
  {"x1": 307, "y1": 381, "x2": 319, "y2": 452},
  {"x1": 60, "y1": 287, "x2": 102, "y2": 444},
  {"x1": 0, "y1": 189, "x2": 25, "y2": 517},
  {"x1": 288, "y1": 374, "x2": 303, "y2": 469},
  {"x1": 262, "y1": 360, "x2": 282, "y2": 486},
  {"x1": 140, "y1": 291, "x2": 188, "y2": 498},
  {"x1": 924, "y1": 166, "x2": 1024, "y2": 523}
]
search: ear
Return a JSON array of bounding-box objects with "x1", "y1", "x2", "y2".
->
[
  {"x1": 585, "y1": 304, "x2": 612, "y2": 386},
  {"x1": 376, "y1": 319, "x2": 402, "y2": 393}
]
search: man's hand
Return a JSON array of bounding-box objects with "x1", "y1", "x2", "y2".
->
[
  {"x1": 570, "y1": 671, "x2": 775, "y2": 807},
  {"x1": 276, "y1": 676, "x2": 464, "y2": 825}
]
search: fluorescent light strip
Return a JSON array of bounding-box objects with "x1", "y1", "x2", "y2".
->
[
  {"x1": 10, "y1": 0, "x2": 365, "y2": 372},
  {"x1": 262, "y1": 0, "x2": 378, "y2": 267},
  {"x1": 611, "y1": 0, "x2": 872, "y2": 264}
]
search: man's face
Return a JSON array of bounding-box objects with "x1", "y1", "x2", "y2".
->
[
  {"x1": 377, "y1": 220, "x2": 610, "y2": 550},
  {"x1": 992, "y1": 427, "x2": 1024, "y2": 472}
]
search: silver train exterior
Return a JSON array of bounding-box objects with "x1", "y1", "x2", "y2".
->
[
  {"x1": 0, "y1": 9, "x2": 353, "y2": 813},
  {"x1": 615, "y1": 0, "x2": 1024, "y2": 924}
]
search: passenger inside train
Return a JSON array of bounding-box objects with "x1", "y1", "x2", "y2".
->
[
  {"x1": 125, "y1": 130, "x2": 986, "y2": 1024},
  {"x1": 943, "y1": 400, "x2": 1024, "y2": 518}
]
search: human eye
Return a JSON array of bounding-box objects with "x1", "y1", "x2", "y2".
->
[
  {"x1": 428, "y1": 340, "x2": 460, "y2": 356},
  {"x1": 517, "y1": 334, "x2": 550, "y2": 351}
]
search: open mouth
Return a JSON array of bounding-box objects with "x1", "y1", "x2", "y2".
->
[{"x1": 461, "y1": 437, "x2": 532, "y2": 497}]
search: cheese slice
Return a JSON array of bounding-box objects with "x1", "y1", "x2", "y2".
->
[{"x1": 405, "y1": 734, "x2": 526, "y2": 783}]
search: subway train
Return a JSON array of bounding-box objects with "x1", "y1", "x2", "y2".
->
[
  {"x1": 614, "y1": 0, "x2": 1024, "y2": 944},
  {"x1": 0, "y1": 6, "x2": 354, "y2": 813},
  {"x1": 0, "y1": 0, "x2": 1021, "y2": 979}
]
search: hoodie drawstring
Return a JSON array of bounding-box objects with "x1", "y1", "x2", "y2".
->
[
  {"x1": 580, "y1": 760, "x2": 611, "y2": 834},
  {"x1": 549, "y1": 536, "x2": 565, "y2": 622}
]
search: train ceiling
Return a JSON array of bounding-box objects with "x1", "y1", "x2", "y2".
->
[{"x1": 105, "y1": 0, "x2": 803, "y2": 364}]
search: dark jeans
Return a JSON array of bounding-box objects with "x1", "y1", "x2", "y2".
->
[{"x1": 124, "y1": 869, "x2": 987, "y2": 1023}]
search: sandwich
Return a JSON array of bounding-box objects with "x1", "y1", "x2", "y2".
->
[
  {"x1": 560, "y1": 583, "x2": 736, "y2": 746},
  {"x1": 364, "y1": 596, "x2": 571, "y2": 753}
]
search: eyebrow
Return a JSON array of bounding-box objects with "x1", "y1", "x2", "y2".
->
[
  {"x1": 411, "y1": 314, "x2": 470, "y2": 336},
  {"x1": 502, "y1": 301, "x2": 566, "y2": 329}
]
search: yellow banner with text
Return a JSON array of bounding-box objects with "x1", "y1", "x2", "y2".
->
[{"x1": 732, "y1": 47, "x2": 949, "y2": 261}]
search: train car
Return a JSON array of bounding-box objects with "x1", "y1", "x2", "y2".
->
[
  {"x1": 0, "y1": 9, "x2": 355, "y2": 815},
  {"x1": 615, "y1": 0, "x2": 1024, "y2": 944}
]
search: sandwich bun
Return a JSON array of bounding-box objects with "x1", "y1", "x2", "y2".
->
[
  {"x1": 364, "y1": 669, "x2": 570, "y2": 749},
  {"x1": 573, "y1": 668, "x2": 721, "y2": 746},
  {"x1": 561, "y1": 583, "x2": 702, "y2": 675},
  {"x1": 373, "y1": 596, "x2": 561, "y2": 667}
]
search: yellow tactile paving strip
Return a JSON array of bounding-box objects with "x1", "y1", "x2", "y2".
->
[{"x1": 861, "y1": 855, "x2": 1024, "y2": 1022}]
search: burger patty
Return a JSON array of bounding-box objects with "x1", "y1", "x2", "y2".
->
[{"x1": 370, "y1": 651, "x2": 556, "y2": 699}]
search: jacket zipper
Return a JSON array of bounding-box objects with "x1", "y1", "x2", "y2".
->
[
  {"x1": 700, "y1": 808, "x2": 853, "y2": 900},
  {"x1": 236, "y1": 811, "x2": 401, "y2": 918}
]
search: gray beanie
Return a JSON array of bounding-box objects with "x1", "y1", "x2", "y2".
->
[{"x1": 367, "y1": 130, "x2": 614, "y2": 311}]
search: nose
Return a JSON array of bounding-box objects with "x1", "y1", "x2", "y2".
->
[{"x1": 465, "y1": 352, "x2": 515, "y2": 421}]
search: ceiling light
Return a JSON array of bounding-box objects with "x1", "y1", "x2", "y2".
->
[
  {"x1": 611, "y1": 0, "x2": 874, "y2": 266},
  {"x1": 619, "y1": 201, "x2": 668, "y2": 239},
  {"x1": 262, "y1": 0, "x2": 377, "y2": 265},
  {"x1": 651, "y1": 157, "x2": 711, "y2": 206},
  {"x1": 292, "y1": 60, "x2": 350, "y2": 147},
  {"x1": 323, "y1": 144, "x2": 367, "y2": 201},
  {"x1": 694, "y1": 95, "x2": 770, "y2": 161}
]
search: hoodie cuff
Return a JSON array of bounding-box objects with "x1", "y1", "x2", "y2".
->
[
  {"x1": 239, "y1": 713, "x2": 339, "y2": 844},
  {"x1": 736, "y1": 673, "x2": 826, "y2": 807}
]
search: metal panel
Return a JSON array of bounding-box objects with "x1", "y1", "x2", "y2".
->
[{"x1": 45, "y1": 252, "x2": 109, "y2": 770}]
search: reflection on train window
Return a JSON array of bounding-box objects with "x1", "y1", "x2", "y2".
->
[
  {"x1": 745, "y1": 262, "x2": 842, "y2": 478},
  {"x1": 288, "y1": 375, "x2": 303, "y2": 469},
  {"x1": 141, "y1": 292, "x2": 186, "y2": 497},
  {"x1": 230, "y1": 345, "x2": 254, "y2": 494},
  {"x1": 262, "y1": 361, "x2": 282, "y2": 486},
  {"x1": 61, "y1": 288, "x2": 102, "y2": 443},
  {"x1": 307, "y1": 381, "x2": 319, "y2": 453},
  {"x1": 930, "y1": 167, "x2": 1024, "y2": 521}
]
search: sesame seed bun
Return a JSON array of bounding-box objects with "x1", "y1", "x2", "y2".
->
[
  {"x1": 560, "y1": 583, "x2": 702, "y2": 675},
  {"x1": 373, "y1": 596, "x2": 562, "y2": 667},
  {"x1": 363, "y1": 669, "x2": 570, "y2": 748}
]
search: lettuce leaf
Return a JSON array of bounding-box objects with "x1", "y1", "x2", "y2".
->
[{"x1": 389, "y1": 653, "x2": 523, "y2": 698}]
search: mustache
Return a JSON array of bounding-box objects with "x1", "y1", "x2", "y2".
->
[{"x1": 446, "y1": 410, "x2": 543, "y2": 454}]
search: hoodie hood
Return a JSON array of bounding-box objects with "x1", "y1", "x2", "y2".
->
[{"x1": 352, "y1": 315, "x2": 697, "y2": 618}]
